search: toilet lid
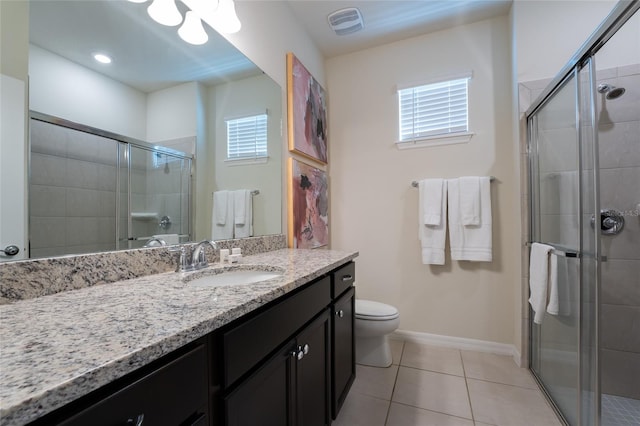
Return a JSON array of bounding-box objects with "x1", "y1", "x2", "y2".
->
[{"x1": 355, "y1": 299, "x2": 399, "y2": 320}]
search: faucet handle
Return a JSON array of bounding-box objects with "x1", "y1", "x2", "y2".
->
[
  {"x1": 169, "y1": 245, "x2": 190, "y2": 272},
  {"x1": 191, "y1": 240, "x2": 218, "y2": 269}
]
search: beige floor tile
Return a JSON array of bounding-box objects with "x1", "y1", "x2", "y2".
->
[
  {"x1": 390, "y1": 339, "x2": 404, "y2": 365},
  {"x1": 400, "y1": 342, "x2": 464, "y2": 376},
  {"x1": 467, "y1": 379, "x2": 562, "y2": 426},
  {"x1": 461, "y1": 351, "x2": 537, "y2": 389},
  {"x1": 332, "y1": 391, "x2": 390, "y2": 426},
  {"x1": 351, "y1": 364, "x2": 399, "y2": 401},
  {"x1": 392, "y1": 366, "x2": 472, "y2": 419},
  {"x1": 386, "y1": 402, "x2": 475, "y2": 426}
]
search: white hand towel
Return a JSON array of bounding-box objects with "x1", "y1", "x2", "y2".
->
[
  {"x1": 212, "y1": 191, "x2": 233, "y2": 240},
  {"x1": 421, "y1": 179, "x2": 444, "y2": 226},
  {"x1": 448, "y1": 177, "x2": 492, "y2": 261},
  {"x1": 213, "y1": 190, "x2": 229, "y2": 225},
  {"x1": 547, "y1": 255, "x2": 573, "y2": 317},
  {"x1": 233, "y1": 190, "x2": 253, "y2": 238},
  {"x1": 419, "y1": 179, "x2": 447, "y2": 265},
  {"x1": 528, "y1": 243, "x2": 555, "y2": 324},
  {"x1": 459, "y1": 176, "x2": 480, "y2": 226}
]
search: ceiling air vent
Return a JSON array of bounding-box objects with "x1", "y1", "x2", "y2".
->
[{"x1": 327, "y1": 7, "x2": 364, "y2": 36}]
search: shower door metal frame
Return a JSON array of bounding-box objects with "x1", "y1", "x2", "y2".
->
[{"x1": 525, "y1": 1, "x2": 640, "y2": 425}]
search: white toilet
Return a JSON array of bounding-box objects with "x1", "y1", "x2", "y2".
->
[{"x1": 355, "y1": 299, "x2": 400, "y2": 368}]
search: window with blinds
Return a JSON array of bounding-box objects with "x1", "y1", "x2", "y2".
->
[
  {"x1": 226, "y1": 113, "x2": 268, "y2": 159},
  {"x1": 398, "y1": 76, "x2": 470, "y2": 144}
]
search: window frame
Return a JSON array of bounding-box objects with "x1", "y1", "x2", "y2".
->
[
  {"x1": 396, "y1": 72, "x2": 474, "y2": 149},
  {"x1": 225, "y1": 111, "x2": 269, "y2": 164}
]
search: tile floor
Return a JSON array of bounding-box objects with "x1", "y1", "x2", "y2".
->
[{"x1": 334, "y1": 340, "x2": 563, "y2": 426}]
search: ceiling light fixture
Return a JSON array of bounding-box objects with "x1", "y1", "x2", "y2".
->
[
  {"x1": 147, "y1": 0, "x2": 183, "y2": 26},
  {"x1": 209, "y1": 0, "x2": 241, "y2": 34},
  {"x1": 127, "y1": 0, "x2": 148, "y2": 3},
  {"x1": 178, "y1": 11, "x2": 208, "y2": 45},
  {"x1": 93, "y1": 53, "x2": 112, "y2": 64}
]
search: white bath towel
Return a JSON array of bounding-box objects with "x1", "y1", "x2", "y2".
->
[
  {"x1": 213, "y1": 190, "x2": 229, "y2": 225},
  {"x1": 418, "y1": 179, "x2": 447, "y2": 265},
  {"x1": 447, "y1": 177, "x2": 492, "y2": 261},
  {"x1": 459, "y1": 176, "x2": 480, "y2": 226},
  {"x1": 528, "y1": 243, "x2": 556, "y2": 324},
  {"x1": 421, "y1": 179, "x2": 445, "y2": 226},
  {"x1": 547, "y1": 255, "x2": 574, "y2": 317},
  {"x1": 212, "y1": 191, "x2": 234, "y2": 240},
  {"x1": 233, "y1": 189, "x2": 253, "y2": 238}
]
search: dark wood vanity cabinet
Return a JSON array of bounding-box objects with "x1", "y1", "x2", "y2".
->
[
  {"x1": 31, "y1": 261, "x2": 356, "y2": 426},
  {"x1": 330, "y1": 263, "x2": 356, "y2": 419}
]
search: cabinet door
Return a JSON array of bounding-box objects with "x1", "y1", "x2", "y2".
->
[
  {"x1": 332, "y1": 287, "x2": 356, "y2": 419},
  {"x1": 225, "y1": 341, "x2": 295, "y2": 426},
  {"x1": 295, "y1": 310, "x2": 331, "y2": 426}
]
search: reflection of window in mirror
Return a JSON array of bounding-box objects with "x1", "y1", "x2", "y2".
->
[{"x1": 225, "y1": 112, "x2": 268, "y2": 163}]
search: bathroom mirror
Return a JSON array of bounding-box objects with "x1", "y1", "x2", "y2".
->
[{"x1": 11, "y1": 0, "x2": 282, "y2": 259}]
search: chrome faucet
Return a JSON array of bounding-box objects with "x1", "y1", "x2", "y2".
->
[
  {"x1": 169, "y1": 240, "x2": 218, "y2": 272},
  {"x1": 143, "y1": 237, "x2": 167, "y2": 247},
  {"x1": 190, "y1": 240, "x2": 218, "y2": 270}
]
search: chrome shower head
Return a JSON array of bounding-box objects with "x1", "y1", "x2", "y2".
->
[{"x1": 597, "y1": 83, "x2": 626, "y2": 100}]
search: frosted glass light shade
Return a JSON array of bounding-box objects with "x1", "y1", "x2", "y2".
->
[
  {"x1": 211, "y1": 0, "x2": 241, "y2": 34},
  {"x1": 147, "y1": 0, "x2": 182, "y2": 26},
  {"x1": 178, "y1": 11, "x2": 208, "y2": 45}
]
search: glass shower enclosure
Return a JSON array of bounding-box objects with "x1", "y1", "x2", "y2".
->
[
  {"x1": 29, "y1": 114, "x2": 192, "y2": 258},
  {"x1": 527, "y1": 2, "x2": 639, "y2": 425}
]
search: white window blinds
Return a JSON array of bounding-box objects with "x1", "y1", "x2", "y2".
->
[
  {"x1": 398, "y1": 77, "x2": 469, "y2": 143},
  {"x1": 226, "y1": 113, "x2": 268, "y2": 159}
]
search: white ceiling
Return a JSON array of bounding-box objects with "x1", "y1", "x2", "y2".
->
[
  {"x1": 29, "y1": 0, "x2": 260, "y2": 93},
  {"x1": 29, "y1": 1, "x2": 512, "y2": 93},
  {"x1": 286, "y1": 0, "x2": 513, "y2": 58}
]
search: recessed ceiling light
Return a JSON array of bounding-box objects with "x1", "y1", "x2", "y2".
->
[{"x1": 93, "y1": 53, "x2": 112, "y2": 64}]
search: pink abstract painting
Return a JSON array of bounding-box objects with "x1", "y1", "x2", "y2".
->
[
  {"x1": 288, "y1": 158, "x2": 329, "y2": 249},
  {"x1": 287, "y1": 53, "x2": 328, "y2": 164}
]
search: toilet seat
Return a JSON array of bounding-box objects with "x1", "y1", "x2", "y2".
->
[{"x1": 355, "y1": 299, "x2": 399, "y2": 321}]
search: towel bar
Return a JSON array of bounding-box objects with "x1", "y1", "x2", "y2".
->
[
  {"x1": 411, "y1": 176, "x2": 495, "y2": 187},
  {"x1": 524, "y1": 242, "x2": 607, "y2": 261}
]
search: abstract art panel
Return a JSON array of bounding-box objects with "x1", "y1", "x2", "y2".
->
[
  {"x1": 288, "y1": 158, "x2": 329, "y2": 249},
  {"x1": 287, "y1": 52, "x2": 328, "y2": 164}
]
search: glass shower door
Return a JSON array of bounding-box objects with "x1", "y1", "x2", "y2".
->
[
  {"x1": 529, "y1": 70, "x2": 586, "y2": 425},
  {"x1": 128, "y1": 145, "x2": 191, "y2": 247}
]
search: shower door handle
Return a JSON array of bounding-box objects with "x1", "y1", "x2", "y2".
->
[{"x1": 1, "y1": 245, "x2": 19, "y2": 257}]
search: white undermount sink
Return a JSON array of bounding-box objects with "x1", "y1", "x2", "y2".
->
[{"x1": 185, "y1": 266, "x2": 284, "y2": 288}]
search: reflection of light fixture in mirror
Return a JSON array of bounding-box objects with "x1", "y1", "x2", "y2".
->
[
  {"x1": 148, "y1": 0, "x2": 183, "y2": 26},
  {"x1": 178, "y1": 11, "x2": 208, "y2": 45},
  {"x1": 208, "y1": 0, "x2": 241, "y2": 34},
  {"x1": 127, "y1": 0, "x2": 147, "y2": 3},
  {"x1": 93, "y1": 53, "x2": 112, "y2": 64}
]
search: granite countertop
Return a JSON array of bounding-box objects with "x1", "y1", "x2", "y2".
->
[{"x1": 0, "y1": 248, "x2": 358, "y2": 426}]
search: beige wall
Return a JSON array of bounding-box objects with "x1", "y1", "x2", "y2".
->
[
  {"x1": 210, "y1": 74, "x2": 283, "y2": 238},
  {"x1": 327, "y1": 16, "x2": 518, "y2": 345}
]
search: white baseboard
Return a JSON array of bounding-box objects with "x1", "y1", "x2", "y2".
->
[{"x1": 391, "y1": 329, "x2": 522, "y2": 366}]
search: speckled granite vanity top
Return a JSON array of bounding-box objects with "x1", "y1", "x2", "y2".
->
[{"x1": 0, "y1": 248, "x2": 358, "y2": 425}]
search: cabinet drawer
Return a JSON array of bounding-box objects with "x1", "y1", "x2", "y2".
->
[
  {"x1": 224, "y1": 276, "x2": 331, "y2": 387},
  {"x1": 59, "y1": 344, "x2": 208, "y2": 426},
  {"x1": 331, "y1": 262, "x2": 355, "y2": 298}
]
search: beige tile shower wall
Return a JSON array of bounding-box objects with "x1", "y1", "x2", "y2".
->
[
  {"x1": 598, "y1": 64, "x2": 640, "y2": 399},
  {"x1": 29, "y1": 120, "x2": 118, "y2": 258},
  {"x1": 327, "y1": 16, "x2": 519, "y2": 346}
]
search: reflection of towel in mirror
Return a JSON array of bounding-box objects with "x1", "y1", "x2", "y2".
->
[
  {"x1": 212, "y1": 191, "x2": 233, "y2": 240},
  {"x1": 234, "y1": 190, "x2": 253, "y2": 238}
]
